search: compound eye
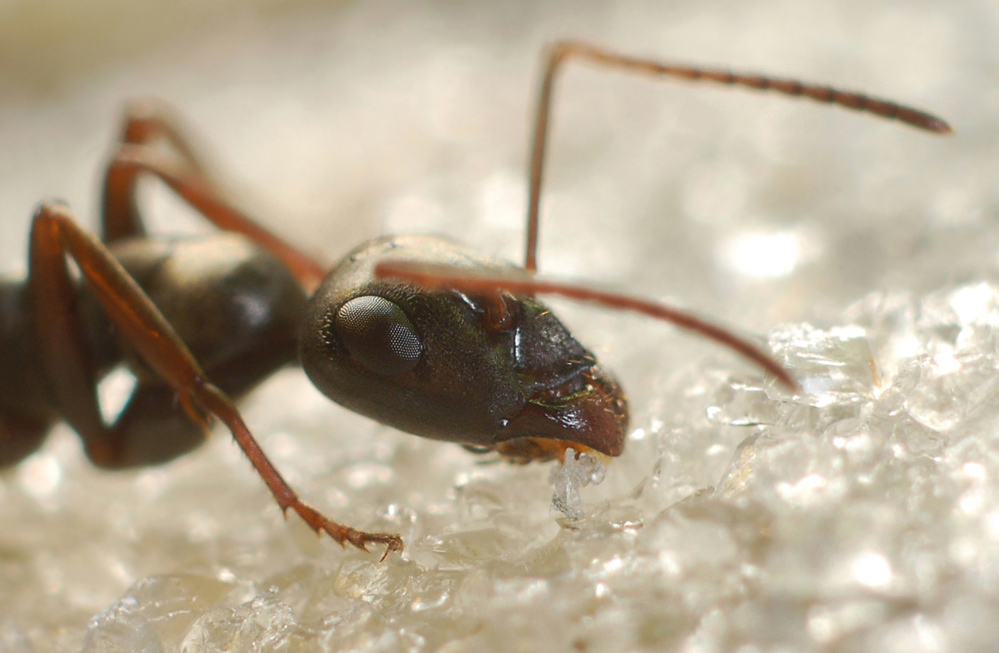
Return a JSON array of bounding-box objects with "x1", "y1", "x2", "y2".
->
[{"x1": 333, "y1": 296, "x2": 422, "y2": 376}]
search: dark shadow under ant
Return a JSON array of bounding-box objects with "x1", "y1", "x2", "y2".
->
[{"x1": 0, "y1": 41, "x2": 950, "y2": 559}]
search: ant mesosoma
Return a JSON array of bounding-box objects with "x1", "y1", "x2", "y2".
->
[{"x1": 0, "y1": 42, "x2": 949, "y2": 559}]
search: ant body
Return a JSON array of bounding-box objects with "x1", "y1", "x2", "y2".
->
[{"x1": 0, "y1": 42, "x2": 949, "y2": 558}]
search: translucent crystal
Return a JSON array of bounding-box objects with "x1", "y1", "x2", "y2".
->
[{"x1": 548, "y1": 448, "x2": 607, "y2": 518}]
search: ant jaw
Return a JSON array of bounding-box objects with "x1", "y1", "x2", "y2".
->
[
  {"x1": 490, "y1": 365, "x2": 628, "y2": 462},
  {"x1": 491, "y1": 439, "x2": 613, "y2": 466}
]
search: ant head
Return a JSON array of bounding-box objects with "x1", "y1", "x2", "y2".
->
[{"x1": 299, "y1": 235, "x2": 628, "y2": 461}]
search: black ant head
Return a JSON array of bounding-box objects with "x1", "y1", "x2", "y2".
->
[{"x1": 299, "y1": 235, "x2": 628, "y2": 462}]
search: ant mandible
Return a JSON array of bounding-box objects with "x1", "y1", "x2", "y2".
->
[{"x1": 0, "y1": 42, "x2": 950, "y2": 559}]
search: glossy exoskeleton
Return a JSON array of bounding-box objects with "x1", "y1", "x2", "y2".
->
[{"x1": 0, "y1": 42, "x2": 950, "y2": 557}]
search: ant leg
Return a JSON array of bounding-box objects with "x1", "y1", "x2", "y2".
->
[
  {"x1": 101, "y1": 100, "x2": 211, "y2": 242},
  {"x1": 101, "y1": 101, "x2": 327, "y2": 291},
  {"x1": 375, "y1": 260, "x2": 799, "y2": 393},
  {"x1": 24, "y1": 214, "x2": 206, "y2": 467},
  {"x1": 523, "y1": 40, "x2": 953, "y2": 272},
  {"x1": 29, "y1": 202, "x2": 403, "y2": 558}
]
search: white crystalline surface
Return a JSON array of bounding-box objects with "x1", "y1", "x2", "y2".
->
[{"x1": 3, "y1": 282, "x2": 992, "y2": 652}]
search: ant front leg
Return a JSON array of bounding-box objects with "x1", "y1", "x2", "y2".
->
[
  {"x1": 101, "y1": 100, "x2": 328, "y2": 291},
  {"x1": 29, "y1": 203, "x2": 403, "y2": 558}
]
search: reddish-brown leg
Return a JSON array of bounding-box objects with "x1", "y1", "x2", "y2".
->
[
  {"x1": 30, "y1": 202, "x2": 403, "y2": 558},
  {"x1": 375, "y1": 259, "x2": 799, "y2": 393},
  {"x1": 523, "y1": 40, "x2": 953, "y2": 272},
  {"x1": 101, "y1": 100, "x2": 327, "y2": 291}
]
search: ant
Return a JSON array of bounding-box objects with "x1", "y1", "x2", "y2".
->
[{"x1": 0, "y1": 42, "x2": 950, "y2": 559}]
